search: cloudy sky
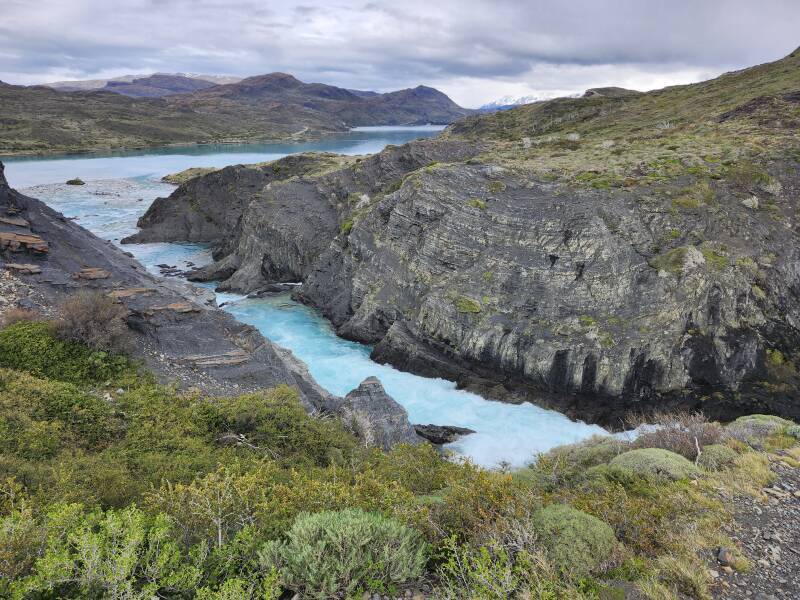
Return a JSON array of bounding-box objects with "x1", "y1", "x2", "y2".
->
[{"x1": 1, "y1": 0, "x2": 798, "y2": 107}]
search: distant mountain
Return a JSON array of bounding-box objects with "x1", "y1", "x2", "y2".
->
[
  {"x1": 172, "y1": 74, "x2": 472, "y2": 126},
  {"x1": 44, "y1": 73, "x2": 242, "y2": 93},
  {"x1": 46, "y1": 75, "x2": 139, "y2": 92},
  {"x1": 479, "y1": 95, "x2": 546, "y2": 112},
  {"x1": 0, "y1": 73, "x2": 470, "y2": 155},
  {"x1": 479, "y1": 93, "x2": 585, "y2": 112},
  {"x1": 102, "y1": 74, "x2": 218, "y2": 98}
]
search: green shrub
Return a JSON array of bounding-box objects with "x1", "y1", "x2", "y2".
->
[
  {"x1": 197, "y1": 385, "x2": 358, "y2": 467},
  {"x1": 786, "y1": 425, "x2": 800, "y2": 440},
  {"x1": 13, "y1": 505, "x2": 202, "y2": 598},
  {"x1": 262, "y1": 508, "x2": 427, "y2": 598},
  {"x1": 531, "y1": 504, "x2": 616, "y2": 577},
  {"x1": 610, "y1": 448, "x2": 701, "y2": 481},
  {"x1": 528, "y1": 436, "x2": 629, "y2": 489},
  {"x1": 0, "y1": 321, "x2": 132, "y2": 385},
  {"x1": 0, "y1": 368, "x2": 118, "y2": 458},
  {"x1": 726, "y1": 414, "x2": 794, "y2": 445},
  {"x1": 697, "y1": 444, "x2": 739, "y2": 471},
  {"x1": 340, "y1": 218, "x2": 354, "y2": 235},
  {"x1": 467, "y1": 198, "x2": 487, "y2": 209}
]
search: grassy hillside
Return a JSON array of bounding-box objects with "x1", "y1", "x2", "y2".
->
[
  {"x1": 448, "y1": 47, "x2": 800, "y2": 187},
  {"x1": 0, "y1": 84, "x2": 317, "y2": 155},
  {"x1": 0, "y1": 312, "x2": 798, "y2": 599},
  {"x1": 0, "y1": 74, "x2": 470, "y2": 156}
]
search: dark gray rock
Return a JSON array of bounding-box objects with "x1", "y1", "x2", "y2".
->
[
  {"x1": 332, "y1": 377, "x2": 422, "y2": 450},
  {"x1": 414, "y1": 424, "x2": 476, "y2": 445},
  {"x1": 0, "y1": 161, "x2": 333, "y2": 409},
  {"x1": 127, "y1": 137, "x2": 800, "y2": 426}
]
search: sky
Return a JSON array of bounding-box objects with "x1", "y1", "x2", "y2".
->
[{"x1": 1, "y1": 0, "x2": 798, "y2": 108}]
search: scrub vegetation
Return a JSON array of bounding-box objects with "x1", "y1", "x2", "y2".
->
[{"x1": 0, "y1": 314, "x2": 797, "y2": 599}]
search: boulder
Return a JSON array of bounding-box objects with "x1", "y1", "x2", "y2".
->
[
  {"x1": 333, "y1": 377, "x2": 422, "y2": 450},
  {"x1": 414, "y1": 424, "x2": 475, "y2": 445}
]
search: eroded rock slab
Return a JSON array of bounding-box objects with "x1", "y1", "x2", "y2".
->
[{"x1": 331, "y1": 376, "x2": 423, "y2": 450}]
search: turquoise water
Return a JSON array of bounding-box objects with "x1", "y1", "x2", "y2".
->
[
  {"x1": 3, "y1": 128, "x2": 609, "y2": 467},
  {"x1": 2, "y1": 126, "x2": 446, "y2": 188}
]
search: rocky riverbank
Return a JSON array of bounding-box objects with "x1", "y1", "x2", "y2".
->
[{"x1": 0, "y1": 161, "x2": 438, "y2": 449}]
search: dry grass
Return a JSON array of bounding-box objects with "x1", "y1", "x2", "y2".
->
[
  {"x1": 629, "y1": 411, "x2": 724, "y2": 460},
  {"x1": 0, "y1": 307, "x2": 40, "y2": 327}
]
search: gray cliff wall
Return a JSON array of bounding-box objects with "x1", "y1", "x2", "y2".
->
[{"x1": 127, "y1": 142, "x2": 800, "y2": 424}]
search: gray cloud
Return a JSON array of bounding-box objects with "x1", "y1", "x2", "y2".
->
[{"x1": 1, "y1": 0, "x2": 798, "y2": 106}]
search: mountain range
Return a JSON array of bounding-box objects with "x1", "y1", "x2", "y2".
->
[
  {"x1": 0, "y1": 73, "x2": 471, "y2": 155},
  {"x1": 44, "y1": 72, "x2": 243, "y2": 93}
]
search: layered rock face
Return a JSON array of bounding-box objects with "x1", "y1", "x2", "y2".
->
[
  {"x1": 128, "y1": 49, "x2": 800, "y2": 424},
  {"x1": 130, "y1": 144, "x2": 800, "y2": 424},
  {"x1": 0, "y1": 161, "x2": 333, "y2": 409},
  {"x1": 331, "y1": 377, "x2": 423, "y2": 449}
]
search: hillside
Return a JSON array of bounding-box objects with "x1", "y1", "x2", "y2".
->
[
  {"x1": 102, "y1": 73, "x2": 218, "y2": 97},
  {"x1": 0, "y1": 75, "x2": 470, "y2": 155},
  {"x1": 44, "y1": 72, "x2": 242, "y2": 91},
  {"x1": 170, "y1": 73, "x2": 471, "y2": 126},
  {"x1": 132, "y1": 47, "x2": 800, "y2": 424},
  {"x1": 2, "y1": 165, "x2": 799, "y2": 597}
]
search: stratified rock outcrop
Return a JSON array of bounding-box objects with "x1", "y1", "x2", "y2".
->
[
  {"x1": 330, "y1": 377, "x2": 422, "y2": 449},
  {"x1": 0, "y1": 161, "x2": 332, "y2": 408},
  {"x1": 127, "y1": 49, "x2": 800, "y2": 425}
]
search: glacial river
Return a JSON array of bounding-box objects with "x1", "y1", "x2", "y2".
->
[{"x1": 2, "y1": 127, "x2": 608, "y2": 467}]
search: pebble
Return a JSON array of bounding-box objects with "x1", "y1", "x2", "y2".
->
[{"x1": 718, "y1": 547, "x2": 736, "y2": 566}]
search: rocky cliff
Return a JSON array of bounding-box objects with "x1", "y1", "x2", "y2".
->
[
  {"x1": 0, "y1": 161, "x2": 336, "y2": 408},
  {"x1": 127, "y1": 49, "x2": 800, "y2": 425}
]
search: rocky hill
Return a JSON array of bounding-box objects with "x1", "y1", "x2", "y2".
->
[
  {"x1": 101, "y1": 74, "x2": 218, "y2": 97},
  {"x1": 0, "y1": 74, "x2": 470, "y2": 155},
  {"x1": 169, "y1": 73, "x2": 471, "y2": 126},
  {"x1": 44, "y1": 72, "x2": 242, "y2": 92},
  {"x1": 0, "y1": 161, "x2": 335, "y2": 406},
  {"x1": 127, "y1": 48, "x2": 800, "y2": 425}
]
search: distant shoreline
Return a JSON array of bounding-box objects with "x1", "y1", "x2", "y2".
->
[{"x1": 0, "y1": 124, "x2": 448, "y2": 160}]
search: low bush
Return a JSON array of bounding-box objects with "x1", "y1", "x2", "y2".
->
[
  {"x1": 610, "y1": 448, "x2": 701, "y2": 481},
  {"x1": 435, "y1": 536, "x2": 569, "y2": 599},
  {"x1": 632, "y1": 412, "x2": 723, "y2": 460},
  {"x1": 262, "y1": 508, "x2": 427, "y2": 598},
  {"x1": 697, "y1": 444, "x2": 739, "y2": 471},
  {"x1": 9, "y1": 504, "x2": 203, "y2": 598},
  {"x1": 725, "y1": 414, "x2": 794, "y2": 447},
  {"x1": 530, "y1": 504, "x2": 617, "y2": 578},
  {"x1": 0, "y1": 320, "x2": 133, "y2": 385},
  {"x1": 53, "y1": 290, "x2": 133, "y2": 354},
  {"x1": 0, "y1": 368, "x2": 118, "y2": 458}
]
